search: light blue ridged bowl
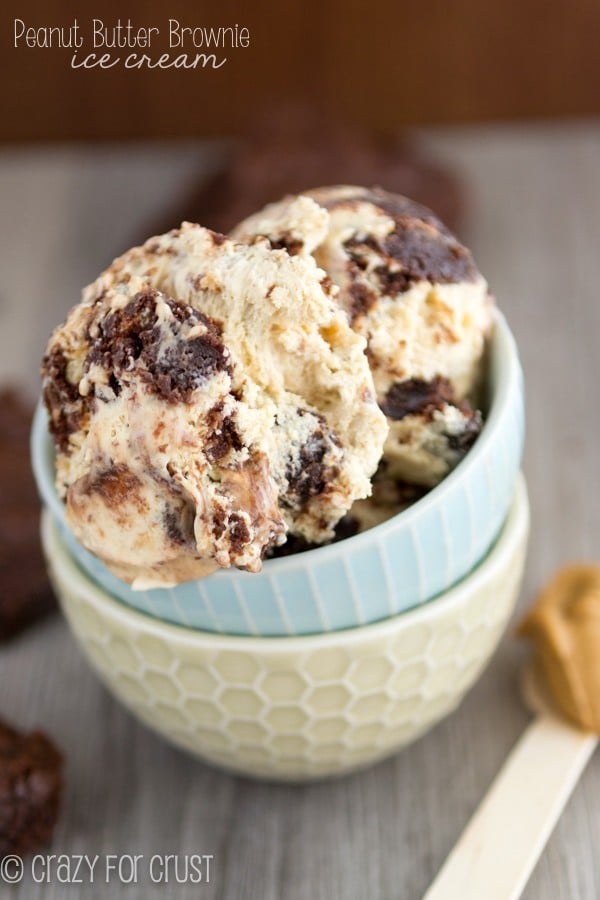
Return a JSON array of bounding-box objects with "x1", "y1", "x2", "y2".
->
[{"x1": 32, "y1": 312, "x2": 524, "y2": 637}]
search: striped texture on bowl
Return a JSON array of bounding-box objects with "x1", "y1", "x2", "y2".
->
[{"x1": 32, "y1": 312, "x2": 524, "y2": 636}]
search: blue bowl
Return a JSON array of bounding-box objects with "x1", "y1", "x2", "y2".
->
[{"x1": 32, "y1": 312, "x2": 524, "y2": 637}]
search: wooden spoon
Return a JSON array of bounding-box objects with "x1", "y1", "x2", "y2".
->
[{"x1": 424, "y1": 563, "x2": 600, "y2": 900}]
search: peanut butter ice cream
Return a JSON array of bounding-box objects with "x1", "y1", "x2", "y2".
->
[
  {"x1": 42, "y1": 224, "x2": 387, "y2": 587},
  {"x1": 233, "y1": 186, "x2": 493, "y2": 487}
]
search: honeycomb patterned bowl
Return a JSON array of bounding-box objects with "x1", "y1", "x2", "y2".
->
[
  {"x1": 42, "y1": 475, "x2": 529, "y2": 781},
  {"x1": 32, "y1": 312, "x2": 524, "y2": 637}
]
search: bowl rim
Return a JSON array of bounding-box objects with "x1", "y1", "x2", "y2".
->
[
  {"x1": 44, "y1": 473, "x2": 529, "y2": 652},
  {"x1": 32, "y1": 309, "x2": 523, "y2": 581}
]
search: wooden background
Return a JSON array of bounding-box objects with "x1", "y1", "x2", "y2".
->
[{"x1": 2, "y1": 0, "x2": 600, "y2": 142}]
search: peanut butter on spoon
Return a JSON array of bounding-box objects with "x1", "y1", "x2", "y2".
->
[
  {"x1": 519, "y1": 564, "x2": 600, "y2": 733},
  {"x1": 425, "y1": 565, "x2": 600, "y2": 900}
]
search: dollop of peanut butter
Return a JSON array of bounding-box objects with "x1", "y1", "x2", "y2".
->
[{"x1": 519, "y1": 564, "x2": 600, "y2": 732}]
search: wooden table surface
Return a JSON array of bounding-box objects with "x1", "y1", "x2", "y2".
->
[{"x1": 1, "y1": 123, "x2": 599, "y2": 900}]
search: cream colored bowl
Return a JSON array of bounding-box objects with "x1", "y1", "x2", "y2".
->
[{"x1": 42, "y1": 476, "x2": 529, "y2": 781}]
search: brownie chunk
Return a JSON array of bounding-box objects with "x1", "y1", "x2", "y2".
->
[
  {"x1": 0, "y1": 390, "x2": 56, "y2": 641},
  {"x1": 146, "y1": 106, "x2": 465, "y2": 239},
  {"x1": 84, "y1": 290, "x2": 231, "y2": 405},
  {"x1": 0, "y1": 719, "x2": 63, "y2": 857},
  {"x1": 343, "y1": 215, "x2": 478, "y2": 299},
  {"x1": 381, "y1": 376, "x2": 455, "y2": 421},
  {"x1": 283, "y1": 411, "x2": 341, "y2": 513},
  {"x1": 41, "y1": 348, "x2": 86, "y2": 453}
]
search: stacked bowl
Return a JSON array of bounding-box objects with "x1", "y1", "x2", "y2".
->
[{"x1": 33, "y1": 312, "x2": 527, "y2": 781}]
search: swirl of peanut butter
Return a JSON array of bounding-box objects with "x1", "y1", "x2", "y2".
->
[{"x1": 519, "y1": 564, "x2": 600, "y2": 732}]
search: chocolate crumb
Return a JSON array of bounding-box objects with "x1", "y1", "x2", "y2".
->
[
  {"x1": 284, "y1": 413, "x2": 340, "y2": 509},
  {"x1": 86, "y1": 464, "x2": 143, "y2": 508},
  {"x1": 347, "y1": 268, "x2": 379, "y2": 320},
  {"x1": 446, "y1": 409, "x2": 482, "y2": 452},
  {"x1": 41, "y1": 348, "x2": 88, "y2": 453},
  {"x1": 268, "y1": 233, "x2": 304, "y2": 256},
  {"x1": 381, "y1": 376, "x2": 455, "y2": 421},
  {"x1": 212, "y1": 508, "x2": 227, "y2": 540},
  {"x1": 204, "y1": 403, "x2": 243, "y2": 463},
  {"x1": 163, "y1": 503, "x2": 195, "y2": 547},
  {"x1": 228, "y1": 513, "x2": 251, "y2": 553}
]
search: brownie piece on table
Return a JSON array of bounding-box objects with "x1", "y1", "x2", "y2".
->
[
  {"x1": 0, "y1": 390, "x2": 56, "y2": 641},
  {"x1": 149, "y1": 106, "x2": 465, "y2": 238},
  {"x1": 0, "y1": 720, "x2": 63, "y2": 857}
]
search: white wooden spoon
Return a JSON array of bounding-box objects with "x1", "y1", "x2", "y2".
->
[{"x1": 423, "y1": 665, "x2": 597, "y2": 900}]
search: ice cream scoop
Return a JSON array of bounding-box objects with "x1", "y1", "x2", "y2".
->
[
  {"x1": 42, "y1": 224, "x2": 387, "y2": 587},
  {"x1": 233, "y1": 186, "x2": 493, "y2": 487}
]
